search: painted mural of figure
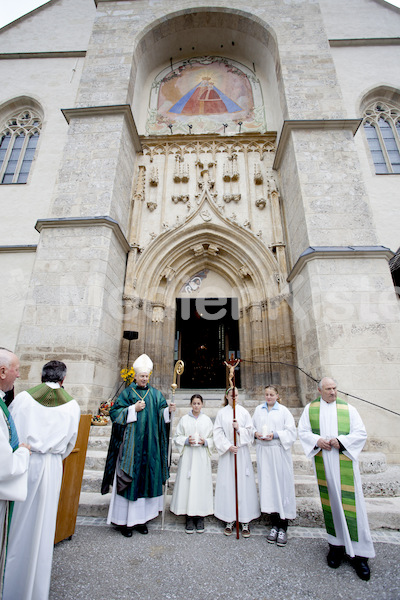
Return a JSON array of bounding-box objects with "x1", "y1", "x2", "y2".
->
[{"x1": 169, "y1": 77, "x2": 242, "y2": 115}]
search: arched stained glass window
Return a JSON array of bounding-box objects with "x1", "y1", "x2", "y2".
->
[
  {"x1": 363, "y1": 103, "x2": 400, "y2": 174},
  {"x1": 0, "y1": 110, "x2": 42, "y2": 184}
]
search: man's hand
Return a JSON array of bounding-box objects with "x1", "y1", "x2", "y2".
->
[
  {"x1": 135, "y1": 400, "x2": 146, "y2": 412},
  {"x1": 317, "y1": 437, "x2": 332, "y2": 450}
]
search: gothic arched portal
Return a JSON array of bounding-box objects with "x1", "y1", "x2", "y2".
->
[{"x1": 123, "y1": 176, "x2": 299, "y2": 405}]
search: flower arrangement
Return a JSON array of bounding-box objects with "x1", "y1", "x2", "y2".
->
[
  {"x1": 91, "y1": 414, "x2": 109, "y2": 426},
  {"x1": 120, "y1": 367, "x2": 135, "y2": 386},
  {"x1": 99, "y1": 400, "x2": 114, "y2": 416}
]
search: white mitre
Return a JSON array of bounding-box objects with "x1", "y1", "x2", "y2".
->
[{"x1": 133, "y1": 353, "x2": 153, "y2": 375}]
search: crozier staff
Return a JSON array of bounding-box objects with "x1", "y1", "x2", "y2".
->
[
  {"x1": 298, "y1": 377, "x2": 375, "y2": 581},
  {"x1": 102, "y1": 353, "x2": 175, "y2": 537}
]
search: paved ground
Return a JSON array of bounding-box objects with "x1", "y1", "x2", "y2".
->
[{"x1": 49, "y1": 519, "x2": 400, "y2": 600}]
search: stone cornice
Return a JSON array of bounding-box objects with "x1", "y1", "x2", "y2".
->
[
  {"x1": 287, "y1": 246, "x2": 394, "y2": 283},
  {"x1": 273, "y1": 119, "x2": 362, "y2": 170},
  {"x1": 35, "y1": 216, "x2": 130, "y2": 253},
  {"x1": 140, "y1": 132, "x2": 277, "y2": 145},
  {"x1": 61, "y1": 105, "x2": 142, "y2": 152},
  {"x1": 329, "y1": 38, "x2": 400, "y2": 47},
  {"x1": 0, "y1": 245, "x2": 37, "y2": 253},
  {"x1": 0, "y1": 51, "x2": 86, "y2": 60}
]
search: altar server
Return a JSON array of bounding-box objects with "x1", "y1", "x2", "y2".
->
[
  {"x1": 214, "y1": 387, "x2": 260, "y2": 537},
  {"x1": 170, "y1": 394, "x2": 214, "y2": 533}
]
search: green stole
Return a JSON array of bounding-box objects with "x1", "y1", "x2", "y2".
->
[
  {"x1": 309, "y1": 398, "x2": 358, "y2": 541},
  {"x1": 0, "y1": 398, "x2": 19, "y2": 537},
  {"x1": 27, "y1": 383, "x2": 73, "y2": 406}
]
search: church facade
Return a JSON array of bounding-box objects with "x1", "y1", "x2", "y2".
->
[{"x1": 0, "y1": 0, "x2": 399, "y2": 459}]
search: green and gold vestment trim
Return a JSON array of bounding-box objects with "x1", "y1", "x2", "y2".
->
[
  {"x1": 309, "y1": 398, "x2": 358, "y2": 542},
  {"x1": 28, "y1": 383, "x2": 73, "y2": 407}
]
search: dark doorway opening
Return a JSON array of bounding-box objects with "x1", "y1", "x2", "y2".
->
[{"x1": 175, "y1": 298, "x2": 240, "y2": 389}]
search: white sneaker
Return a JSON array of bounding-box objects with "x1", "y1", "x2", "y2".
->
[
  {"x1": 267, "y1": 526, "x2": 279, "y2": 543},
  {"x1": 241, "y1": 523, "x2": 250, "y2": 538},
  {"x1": 276, "y1": 529, "x2": 287, "y2": 546},
  {"x1": 224, "y1": 522, "x2": 235, "y2": 536}
]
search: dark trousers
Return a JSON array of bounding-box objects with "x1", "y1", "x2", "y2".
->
[{"x1": 270, "y1": 512, "x2": 288, "y2": 531}]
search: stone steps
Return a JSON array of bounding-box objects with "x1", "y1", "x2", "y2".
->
[
  {"x1": 80, "y1": 421, "x2": 400, "y2": 529},
  {"x1": 81, "y1": 460, "x2": 400, "y2": 499},
  {"x1": 78, "y1": 491, "x2": 400, "y2": 531}
]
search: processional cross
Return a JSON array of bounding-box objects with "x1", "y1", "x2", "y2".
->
[{"x1": 223, "y1": 358, "x2": 241, "y2": 539}]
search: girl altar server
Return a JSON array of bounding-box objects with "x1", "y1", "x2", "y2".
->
[
  {"x1": 170, "y1": 394, "x2": 214, "y2": 533},
  {"x1": 214, "y1": 388, "x2": 260, "y2": 537},
  {"x1": 252, "y1": 385, "x2": 297, "y2": 546}
]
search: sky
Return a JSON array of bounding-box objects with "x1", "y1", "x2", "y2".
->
[{"x1": 1, "y1": 0, "x2": 400, "y2": 29}]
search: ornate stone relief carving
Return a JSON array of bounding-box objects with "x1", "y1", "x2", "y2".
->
[
  {"x1": 239, "y1": 266, "x2": 252, "y2": 278},
  {"x1": 223, "y1": 154, "x2": 239, "y2": 182},
  {"x1": 152, "y1": 304, "x2": 165, "y2": 323},
  {"x1": 191, "y1": 243, "x2": 220, "y2": 257},
  {"x1": 173, "y1": 154, "x2": 189, "y2": 183},
  {"x1": 200, "y1": 209, "x2": 212, "y2": 222},
  {"x1": 255, "y1": 197, "x2": 267, "y2": 209},
  {"x1": 223, "y1": 193, "x2": 241, "y2": 203},
  {"x1": 161, "y1": 267, "x2": 176, "y2": 281},
  {"x1": 133, "y1": 165, "x2": 146, "y2": 202},
  {"x1": 149, "y1": 166, "x2": 159, "y2": 186},
  {"x1": 254, "y1": 165, "x2": 263, "y2": 185},
  {"x1": 253, "y1": 163, "x2": 281, "y2": 210},
  {"x1": 172, "y1": 194, "x2": 190, "y2": 204}
]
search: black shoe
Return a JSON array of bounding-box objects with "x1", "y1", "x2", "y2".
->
[
  {"x1": 353, "y1": 557, "x2": 370, "y2": 581},
  {"x1": 134, "y1": 523, "x2": 148, "y2": 535},
  {"x1": 196, "y1": 517, "x2": 205, "y2": 533},
  {"x1": 185, "y1": 517, "x2": 195, "y2": 534},
  {"x1": 327, "y1": 545, "x2": 345, "y2": 568},
  {"x1": 120, "y1": 525, "x2": 133, "y2": 538}
]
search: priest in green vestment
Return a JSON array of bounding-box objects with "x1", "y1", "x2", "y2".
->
[
  {"x1": 298, "y1": 377, "x2": 374, "y2": 581},
  {"x1": 102, "y1": 354, "x2": 175, "y2": 536},
  {"x1": 0, "y1": 349, "x2": 30, "y2": 597}
]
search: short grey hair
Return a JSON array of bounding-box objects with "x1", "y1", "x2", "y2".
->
[
  {"x1": 0, "y1": 348, "x2": 14, "y2": 368},
  {"x1": 318, "y1": 377, "x2": 337, "y2": 391}
]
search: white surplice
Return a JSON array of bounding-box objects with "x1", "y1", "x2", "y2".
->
[
  {"x1": 214, "y1": 403, "x2": 260, "y2": 524},
  {"x1": 252, "y1": 402, "x2": 297, "y2": 519},
  {"x1": 170, "y1": 411, "x2": 214, "y2": 516},
  {"x1": 298, "y1": 399, "x2": 375, "y2": 558},
  {"x1": 0, "y1": 390, "x2": 30, "y2": 597},
  {"x1": 3, "y1": 384, "x2": 80, "y2": 600}
]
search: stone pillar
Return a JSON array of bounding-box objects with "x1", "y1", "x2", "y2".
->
[
  {"x1": 15, "y1": 103, "x2": 140, "y2": 411},
  {"x1": 16, "y1": 218, "x2": 129, "y2": 413},
  {"x1": 276, "y1": 124, "x2": 400, "y2": 460}
]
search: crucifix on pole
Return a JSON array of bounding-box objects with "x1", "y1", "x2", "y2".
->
[{"x1": 224, "y1": 358, "x2": 241, "y2": 539}]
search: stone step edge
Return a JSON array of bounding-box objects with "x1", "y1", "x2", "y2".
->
[
  {"x1": 80, "y1": 469, "x2": 400, "y2": 498},
  {"x1": 77, "y1": 493, "x2": 400, "y2": 530}
]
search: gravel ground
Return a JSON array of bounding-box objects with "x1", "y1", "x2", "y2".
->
[{"x1": 49, "y1": 522, "x2": 400, "y2": 600}]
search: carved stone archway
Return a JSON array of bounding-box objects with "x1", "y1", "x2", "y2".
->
[{"x1": 123, "y1": 183, "x2": 298, "y2": 404}]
